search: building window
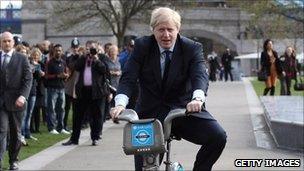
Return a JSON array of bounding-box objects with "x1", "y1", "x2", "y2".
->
[
  {"x1": 13, "y1": 10, "x2": 21, "y2": 19},
  {"x1": 0, "y1": 11, "x2": 6, "y2": 19}
]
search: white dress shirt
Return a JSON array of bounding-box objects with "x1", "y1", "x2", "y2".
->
[{"x1": 1, "y1": 49, "x2": 14, "y2": 65}]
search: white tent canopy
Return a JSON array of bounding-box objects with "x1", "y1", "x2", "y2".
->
[
  {"x1": 297, "y1": 52, "x2": 303, "y2": 62},
  {"x1": 235, "y1": 53, "x2": 260, "y2": 59}
]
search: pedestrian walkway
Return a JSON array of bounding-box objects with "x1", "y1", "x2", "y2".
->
[{"x1": 19, "y1": 79, "x2": 303, "y2": 170}]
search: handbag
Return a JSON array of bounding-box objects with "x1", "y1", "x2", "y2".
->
[
  {"x1": 294, "y1": 77, "x2": 304, "y2": 91},
  {"x1": 257, "y1": 69, "x2": 267, "y2": 81}
]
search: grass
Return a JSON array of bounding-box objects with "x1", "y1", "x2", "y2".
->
[
  {"x1": 250, "y1": 77, "x2": 304, "y2": 96},
  {"x1": 2, "y1": 117, "x2": 71, "y2": 169}
]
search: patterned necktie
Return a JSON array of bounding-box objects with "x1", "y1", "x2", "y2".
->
[
  {"x1": 162, "y1": 50, "x2": 171, "y2": 86},
  {"x1": 2, "y1": 54, "x2": 9, "y2": 70}
]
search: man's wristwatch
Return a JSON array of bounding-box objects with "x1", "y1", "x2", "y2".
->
[{"x1": 192, "y1": 97, "x2": 203, "y2": 102}]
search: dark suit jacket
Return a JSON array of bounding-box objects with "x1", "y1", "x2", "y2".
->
[
  {"x1": 74, "y1": 55, "x2": 108, "y2": 100},
  {"x1": 0, "y1": 51, "x2": 33, "y2": 111},
  {"x1": 117, "y1": 35, "x2": 214, "y2": 120},
  {"x1": 222, "y1": 52, "x2": 233, "y2": 69},
  {"x1": 260, "y1": 50, "x2": 282, "y2": 76}
]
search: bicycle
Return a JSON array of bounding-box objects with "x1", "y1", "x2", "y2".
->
[{"x1": 117, "y1": 108, "x2": 192, "y2": 171}]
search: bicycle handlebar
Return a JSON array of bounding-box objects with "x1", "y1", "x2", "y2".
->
[
  {"x1": 117, "y1": 108, "x2": 197, "y2": 141},
  {"x1": 163, "y1": 109, "x2": 187, "y2": 141}
]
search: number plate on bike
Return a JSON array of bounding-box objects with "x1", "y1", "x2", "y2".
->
[{"x1": 131, "y1": 123, "x2": 154, "y2": 147}]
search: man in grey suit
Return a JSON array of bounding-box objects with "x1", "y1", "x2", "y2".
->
[{"x1": 0, "y1": 32, "x2": 32, "y2": 170}]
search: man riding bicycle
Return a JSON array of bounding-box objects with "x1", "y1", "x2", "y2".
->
[{"x1": 110, "y1": 7, "x2": 227, "y2": 171}]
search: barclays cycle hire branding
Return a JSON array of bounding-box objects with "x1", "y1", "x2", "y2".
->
[{"x1": 131, "y1": 123, "x2": 154, "y2": 147}]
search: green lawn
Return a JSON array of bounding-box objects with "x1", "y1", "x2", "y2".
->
[
  {"x1": 251, "y1": 77, "x2": 304, "y2": 96},
  {"x1": 2, "y1": 117, "x2": 71, "y2": 169}
]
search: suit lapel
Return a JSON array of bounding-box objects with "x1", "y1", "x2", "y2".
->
[
  {"x1": 151, "y1": 42, "x2": 162, "y2": 90},
  {"x1": 164, "y1": 38, "x2": 182, "y2": 94},
  {"x1": 7, "y1": 51, "x2": 16, "y2": 69}
]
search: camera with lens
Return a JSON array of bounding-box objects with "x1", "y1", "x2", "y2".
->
[{"x1": 89, "y1": 48, "x2": 98, "y2": 55}]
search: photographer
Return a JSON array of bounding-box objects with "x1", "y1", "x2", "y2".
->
[{"x1": 62, "y1": 41, "x2": 107, "y2": 146}]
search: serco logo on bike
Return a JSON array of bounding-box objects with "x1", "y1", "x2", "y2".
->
[{"x1": 131, "y1": 123, "x2": 154, "y2": 147}]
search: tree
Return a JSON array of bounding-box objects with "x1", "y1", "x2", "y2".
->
[
  {"x1": 51, "y1": 0, "x2": 167, "y2": 48},
  {"x1": 227, "y1": 0, "x2": 304, "y2": 41}
]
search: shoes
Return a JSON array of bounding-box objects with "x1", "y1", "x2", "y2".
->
[
  {"x1": 92, "y1": 140, "x2": 98, "y2": 146},
  {"x1": 30, "y1": 135, "x2": 38, "y2": 141},
  {"x1": 9, "y1": 162, "x2": 19, "y2": 170},
  {"x1": 26, "y1": 135, "x2": 38, "y2": 141},
  {"x1": 49, "y1": 129, "x2": 59, "y2": 134},
  {"x1": 21, "y1": 136, "x2": 28, "y2": 146},
  {"x1": 60, "y1": 129, "x2": 71, "y2": 134},
  {"x1": 62, "y1": 140, "x2": 78, "y2": 146}
]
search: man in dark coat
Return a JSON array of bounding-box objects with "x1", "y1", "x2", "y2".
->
[
  {"x1": 221, "y1": 48, "x2": 234, "y2": 81},
  {"x1": 62, "y1": 41, "x2": 108, "y2": 146},
  {"x1": 110, "y1": 7, "x2": 226, "y2": 171},
  {"x1": 0, "y1": 31, "x2": 33, "y2": 170}
]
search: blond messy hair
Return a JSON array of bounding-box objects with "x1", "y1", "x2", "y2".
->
[{"x1": 150, "y1": 7, "x2": 181, "y2": 31}]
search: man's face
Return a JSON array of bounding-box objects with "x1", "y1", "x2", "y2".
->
[
  {"x1": 41, "y1": 41, "x2": 50, "y2": 51},
  {"x1": 109, "y1": 47, "x2": 118, "y2": 59},
  {"x1": 153, "y1": 21, "x2": 179, "y2": 49},
  {"x1": 0, "y1": 32, "x2": 14, "y2": 53},
  {"x1": 127, "y1": 44, "x2": 134, "y2": 52},
  {"x1": 54, "y1": 46, "x2": 63, "y2": 59},
  {"x1": 72, "y1": 47, "x2": 79, "y2": 54}
]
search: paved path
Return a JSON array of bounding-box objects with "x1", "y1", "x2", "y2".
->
[{"x1": 19, "y1": 79, "x2": 303, "y2": 170}]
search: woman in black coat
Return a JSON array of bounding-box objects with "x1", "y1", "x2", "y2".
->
[
  {"x1": 260, "y1": 39, "x2": 282, "y2": 95},
  {"x1": 278, "y1": 46, "x2": 297, "y2": 95}
]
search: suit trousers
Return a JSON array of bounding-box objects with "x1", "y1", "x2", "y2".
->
[
  {"x1": 224, "y1": 67, "x2": 233, "y2": 81},
  {"x1": 134, "y1": 115, "x2": 227, "y2": 171},
  {"x1": 0, "y1": 108, "x2": 23, "y2": 165},
  {"x1": 70, "y1": 86, "x2": 105, "y2": 142}
]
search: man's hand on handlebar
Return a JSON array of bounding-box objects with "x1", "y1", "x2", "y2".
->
[
  {"x1": 186, "y1": 99, "x2": 203, "y2": 113},
  {"x1": 110, "y1": 105, "x2": 125, "y2": 120}
]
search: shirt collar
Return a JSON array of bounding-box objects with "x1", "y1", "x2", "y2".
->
[
  {"x1": 158, "y1": 41, "x2": 176, "y2": 54},
  {"x1": 2, "y1": 49, "x2": 14, "y2": 57}
]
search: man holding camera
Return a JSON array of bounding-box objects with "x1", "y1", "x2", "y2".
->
[{"x1": 62, "y1": 41, "x2": 108, "y2": 146}]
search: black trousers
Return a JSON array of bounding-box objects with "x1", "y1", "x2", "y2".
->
[
  {"x1": 70, "y1": 87, "x2": 105, "y2": 142},
  {"x1": 64, "y1": 94, "x2": 75, "y2": 130},
  {"x1": 224, "y1": 67, "x2": 233, "y2": 81},
  {"x1": 0, "y1": 108, "x2": 23, "y2": 165},
  {"x1": 134, "y1": 116, "x2": 227, "y2": 171},
  {"x1": 280, "y1": 76, "x2": 292, "y2": 95}
]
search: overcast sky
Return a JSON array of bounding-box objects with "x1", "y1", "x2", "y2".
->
[{"x1": 0, "y1": 0, "x2": 22, "y2": 9}]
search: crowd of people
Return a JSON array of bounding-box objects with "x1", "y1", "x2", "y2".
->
[
  {"x1": 0, "y1": 31, "x2": 135, "y2": 170},
  {"x1": 207, "y1": 48, "x2": 234, "y2": 82},
  {"x1": 206, "y1": 39, "x2": 300, "y2": 96}
]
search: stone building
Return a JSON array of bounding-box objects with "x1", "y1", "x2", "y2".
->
[{"x1": 20, "y1": 0, "x2": 303, "y2": 77}]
